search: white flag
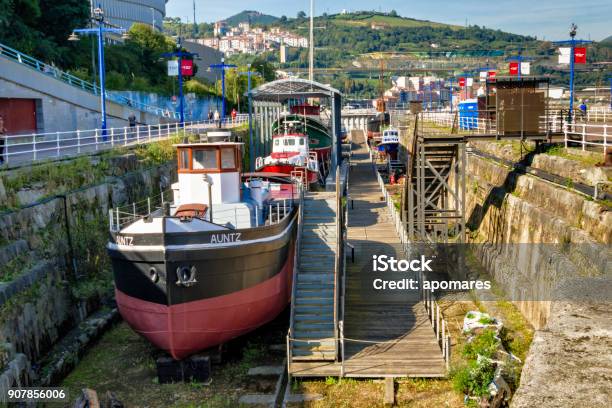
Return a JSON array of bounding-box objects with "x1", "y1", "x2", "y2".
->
[
  {"x1": 167, "y1": 60, "x2": 179, "y2": 76},
  {"x1": 479, "y1": 71, "x2": 487, "y2": 80},
  {"x1": 520, "y1": 62, "x2": 531, "y2": 75},
  {"x1": 467, "y1": 78, "x2": 474, "y2": 86},
  {"x1": 558, "y1": 48, "x2": 571, "y2": 65}
]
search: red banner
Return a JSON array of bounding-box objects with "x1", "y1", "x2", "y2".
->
[
  {"x1": 458, "y1": 77, "x2": 466, "y2": 87},
  {"x1": 509, "y1": 62, "x2": 519, "y2": 75},
  {"x1": 488, "y1": 71, "x2": 497, "y2": 80},
  {"x1": 181, "y1": 59, "x2": 194, "y2": 76},
  {"x1": 574, "y1": 47, "x2": 587, "y2": 64}
]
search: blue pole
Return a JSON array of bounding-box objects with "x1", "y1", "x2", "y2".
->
[
  {"x1": 569, "y1": 37, "x2": 576, "y2": 121},
  {"x1": 221, "y1": 65, "x2": 226, "y2": 123},
  {"x1": 97, "y1": 23, "x2": 107, "y2": 136},
  {"x1": 248, "y1": 70, "x2": 254, "y2": 172},
  {"x1": 609, "y1": 77, "x2": 612, "y2": 111},
  {"x1": 450, "y1": 78, "x2": 453, "y2": 113},
  {"x1": 178, "y1": 53, "x2": 184, "y2": 126}
]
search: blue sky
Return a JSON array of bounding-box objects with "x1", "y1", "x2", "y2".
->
[{"x1": 166, "y1": 0, "x2": 611, "y2": 41}]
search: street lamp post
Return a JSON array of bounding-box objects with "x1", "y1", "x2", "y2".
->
[
  {"x1": 69, "y1": 6, "x2": 127, "y2": 135},
  {"x1": 609, "y1": 77, "x2": 612, "y2": 111},
  {"x1": 449, "y1": 77, "x2": 454, "y2": 113},
  {"x1": 210, "y1": 59, "x2": 237, "y2": 123},
  {"x1": 239, "y1": 64, "x2": 262, "y2": 171},
  {"x1": 553, "y1": 24, "x2": 592, "y2": 122},
  {"x1": 161, "y1": 38, "x2": 198, "y2": 126}
]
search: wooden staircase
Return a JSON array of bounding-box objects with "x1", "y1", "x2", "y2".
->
[{"x1": 290, "y1": 191, "x2": 338, "y2": 361}]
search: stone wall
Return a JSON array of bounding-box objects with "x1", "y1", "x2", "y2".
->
[
  {"x1": 0, "y1": 155, "x2": 176, "y2": 387},
  {"x1": 464, "y1": 152, "x2": 610, "y2": 328}
]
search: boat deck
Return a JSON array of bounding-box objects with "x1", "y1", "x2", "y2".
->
[{"x1": 289, "y1": 131, "x2": 446, "y2": 378}]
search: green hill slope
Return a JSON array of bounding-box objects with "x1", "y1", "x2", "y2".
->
[{"x1": 224, "y1": 10, "x2": 278, "y2": 26}]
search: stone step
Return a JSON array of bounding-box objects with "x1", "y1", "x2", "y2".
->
[
  {"x1": 0, "y1": 240, "x2": 31, "y2": 267},
  {"x1": 0, "y1": 260, "x2": 53, "y2": 307}
]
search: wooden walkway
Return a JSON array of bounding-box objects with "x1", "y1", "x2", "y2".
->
[{"x1": 289, "y1": 131, "x2": 446, "y2": 378}]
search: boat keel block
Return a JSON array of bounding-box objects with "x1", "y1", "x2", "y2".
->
[{"x1": 156, "y1": 355, "x2": 211, "y2": 384}]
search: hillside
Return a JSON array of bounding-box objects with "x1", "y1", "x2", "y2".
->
[
  {"x1": 601, "y1": 35, "x2": 612, "y2": 44},
  {"x1": 330, "y1": 11, "x2": 460, "y2": 30},
  {"x1": 274, "y1": 11, "x2": 538, "y2": 67},
  {"x1": 224, "y1": 10, "x2": 278, "y2": 26}
]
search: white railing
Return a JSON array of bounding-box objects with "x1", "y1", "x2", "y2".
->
[
  {"x1": 1, "y1": 115, "x2": 250, "y2": 167},
  {"x1": 563, "y1": 122, "x2": 610, "y2": 153},
  {"x1": 109, "y1": 189, "x2": 173, "y2": 232},
  {"x1": 422, "y1": 111, "x2": 496, "y2": 134},
  {"x1": 110, "y1": 182, "x2": 296, "y2": 233},
  {"x1": 423, "y1": 287, "x2": 452, "y2": 371}
]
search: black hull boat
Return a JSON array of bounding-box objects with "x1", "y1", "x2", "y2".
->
[{"x1": 107, "y1": 141, "x2": 301, "y2": 359}]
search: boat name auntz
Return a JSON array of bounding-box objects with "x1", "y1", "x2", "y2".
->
[
  {"x1": 210, "y1": 233, "x2": 242, "y2": 243},
  {"x1": 116, "y1": 235, "x2": 134, "y2": 246},
  {"x1": 115, "y1": 233, "x2": 242, "y2": 246}
]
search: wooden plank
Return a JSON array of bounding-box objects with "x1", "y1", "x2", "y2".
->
[{"x1": 325, "y1": 133, "x2": 446, "y2": 379}]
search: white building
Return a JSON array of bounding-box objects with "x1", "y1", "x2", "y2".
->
[{"x1": 96, "y1": 0, "x2": 167, "y2": 31}]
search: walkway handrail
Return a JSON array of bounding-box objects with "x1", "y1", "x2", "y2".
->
[
  {"x1": 422, "y1": 286, "x2": 452, "y2": 371},
  {"x1": 0, "y1": 41, "x2": 176, "y2": 118},
  {"x1": 563, "y1": 122, "x2": 610, "y2": 153},
  {"x1": 1, "y1": 115, "x2": 250, "y2": 167},
  {"x1": 333, "y1": 165, "x2": 344, "y2": 362},
  {"x1": 287, "y1": 183, "x2": 304, "y2": 371}
]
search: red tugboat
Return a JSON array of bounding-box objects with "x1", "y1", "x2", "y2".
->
[
  {"x1": 255, "y1": 124, "x2": 321, "y2": 188},
  {"x1": 107, "y1": 141, "x2": 300, "y2": 360}
]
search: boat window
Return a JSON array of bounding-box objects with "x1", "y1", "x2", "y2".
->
[
  {"x1": 286, "y1": 138, "x2": 295, "y2": 146},
  {"x1": 274, "y1": 139, "x2": 280, "y2": 146},
  {"x1": 193, "y1": 149, "x2": 217, "y2": 170},
  {"x1": 299, "y1": 138, "x2": 305, "y2": 146},
  {"x1": 179, "y1": 149, "x2": 190, "y2": 170},
  {"x1": 221, "y1": 147, "x2": 236, "y2": 169}
]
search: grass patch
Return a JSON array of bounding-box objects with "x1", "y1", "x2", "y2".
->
[
  {"x1": 0, "y1": 252, "x2": 34, "y2": 282},
  {"x1": 544, "y1": 144, "x2": 601, "y2": 167}
]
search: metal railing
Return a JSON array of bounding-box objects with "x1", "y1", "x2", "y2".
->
[
  {"x1": 287, "y1": 183, "x2": 305, "y2": 372},
  {"x1": 586, "y1": 107, "x2": 612, "y2": 122},
  {"x1": 563, "y1": 122, "x2": 610, "y2": 153},
  {"x1": 110, "y1": 179, "x2": 299, "y2": 233},
  {"x1": 0, "y1": 42, "x2": 176, "y2": 118},
  {"x1": 1, "y1": 115, "x2": 250, "y2": 167},
  {"x1": 109, "y1": 188, "x2": 172, "y2": 232},
  {"x1": 423, "y1": 287, "x2": 452, "y2": 371}
]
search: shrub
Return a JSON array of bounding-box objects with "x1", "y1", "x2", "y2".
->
[{"x1": 462, "y1": 329, "x2": 500, "y2": 360}]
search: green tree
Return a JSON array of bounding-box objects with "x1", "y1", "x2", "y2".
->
[{"x1": 0, "y1": 0, "x2": 88, "y2": 65}]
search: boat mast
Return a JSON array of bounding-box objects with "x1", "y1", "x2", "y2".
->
[{"x1": 309, "y1": 0, "x2": 314, "y2": 82}]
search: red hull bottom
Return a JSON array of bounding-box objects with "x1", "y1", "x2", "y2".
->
[
  {"x1": 259, "y1": 164, "x2": 319, "y2": 185},
  {"x1": 116, "y1": 249, "x2": 293, "y2": 360}
]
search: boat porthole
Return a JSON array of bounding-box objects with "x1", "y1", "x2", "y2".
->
[{"x1": 148, "y1": 267, "x2": 158, "y2": 283}]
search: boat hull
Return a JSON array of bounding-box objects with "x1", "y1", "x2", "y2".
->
[
  {"x1": 108, "y1": 211, "x2": 297, "y2": 360},
  {"x1": 259, "y1": 164, "x2": 319, "y2": 186}
]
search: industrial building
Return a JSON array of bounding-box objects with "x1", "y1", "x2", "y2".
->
[{"x1": 95, "y1": 0, "x2": 167, "y2": 31}]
